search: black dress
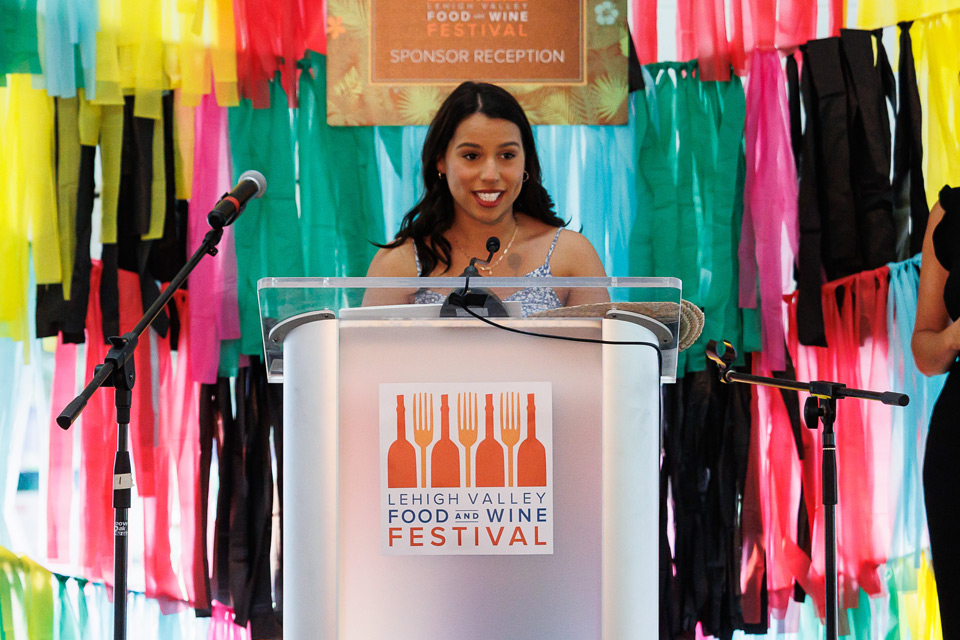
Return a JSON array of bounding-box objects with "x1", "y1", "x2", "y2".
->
[{"x1": 924, "y1": 184, "x2": 960, "y2": 638}]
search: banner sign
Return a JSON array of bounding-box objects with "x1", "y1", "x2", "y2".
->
[
  {"x1": 379, "y1": 382, "x2": 554, "y2": 555},
  {"x1": 326, "y1": 0, "x2": 628, "y2": 125}
]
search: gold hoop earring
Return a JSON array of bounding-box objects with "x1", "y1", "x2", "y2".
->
[
  {"x1": 523, "y1": 171, "x2": 530, "y2": 183},
  {"x1": 438, "y1": 171, "x2": 445, "y2": 181}
]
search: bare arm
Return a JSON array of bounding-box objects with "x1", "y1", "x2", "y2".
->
[
  {"x1": 362, "y1": 243, "x2": 419, "y2": 306},
  {"x1": 911, "y1": 201, "x2": 960, "y2": 376},
  {"x1": 551, "y1": 230, "x2": 610, "y2": 307}
]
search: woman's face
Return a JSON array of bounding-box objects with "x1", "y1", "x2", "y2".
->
[{"x1": 437, "y1": 113, "x2": 526, "y2": 227}]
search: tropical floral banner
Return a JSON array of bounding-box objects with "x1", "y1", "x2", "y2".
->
[{"x1": 326, "y1": 0, "x2": 628, "y2": 125}]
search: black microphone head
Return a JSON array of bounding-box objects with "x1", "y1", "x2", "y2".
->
[
  {"x1": 239, "y1": 170, "x2": 267, "y2": 199},
  {"x1": 486, "y1": 236, "x2": 501, "y2": 253}
]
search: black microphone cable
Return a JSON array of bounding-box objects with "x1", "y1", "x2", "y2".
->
[{"x1": 452, "y1": 300, "x2": 667, "y2": 436}]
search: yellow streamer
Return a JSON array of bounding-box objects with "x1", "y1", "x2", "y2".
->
[
  {"x1": 174, "y1": 91, "x2": 196, "y2": 200},
  {"x1": 0, "y1": 85, "x2": 29, "y2": 343},
  {"x1": 146, "y1": 108, "x2": 167, "y2": 240},
  {"x1": 857, "y1": 0, "x2": 960, "y2": 29},
  {"x1": 0, "y1": 75, "x2": 59, "y2": 344},
  {"x1": 56, "y1": 97, "x2": 81, "y2": 299},
  {"x1": 0, "y1": 547, "x2": 27, "y2": 639},
  {"x1": 20, "y1": 556, "x2": 54, "y2": 640},
  {"x1": 10, "y1": 77, "x2": 61, "y2": 286},
  {"x1": 0, "y1": 548, "x2": 56, "y2": 640},
  {"x1": 211, "y1": 0, "x2": 239, "y2": 106},
  {"x1": 78, "y1": 95, "x2": 125, "y2": 244},
  {"x1": 91, "y1": 0, "x2": 238, "y2": 116},
  {"x1": 913, "y1": 12, "x2": 960, "y2": 210},
  {"x1": 129, "y1": 0, "x2": 165, "y2": 119},
  {"x1": 918, "y1": 551, "x2": 944, "y2": 639}
]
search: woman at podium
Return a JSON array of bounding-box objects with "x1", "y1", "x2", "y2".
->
[{"x1": 364, "y1": 81, "x2": 607, "y2": 315}]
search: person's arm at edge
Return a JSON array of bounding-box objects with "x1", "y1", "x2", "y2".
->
[
  {"x1": 551, "y1": 230, "x2": 610, "y2": 306},
  {"x1": 911, "y1": 201, "x2": 960, "y2": 376},
  {"x1": 362, "y1": 242, "x2": 419, "y2": 306}
]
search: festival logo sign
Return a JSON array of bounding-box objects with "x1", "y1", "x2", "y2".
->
[
  {"x1": 326, "y1": 0, "x2": 628, "y2": 125},
  {"x1": 379, "y1": 382, "x2": 553, "y2": 555}
]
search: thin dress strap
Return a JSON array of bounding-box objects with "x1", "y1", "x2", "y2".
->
[
  {"x1": 412, "y1": 241, "x2": 422, "y2": 276},
  {"x1": 544, "y1": 228, "x2": 562, "y2": 265}
]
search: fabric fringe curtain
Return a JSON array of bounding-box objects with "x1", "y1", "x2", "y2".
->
[{"x1": 631, "y1": 61, "x2": 758, "y2": 374}]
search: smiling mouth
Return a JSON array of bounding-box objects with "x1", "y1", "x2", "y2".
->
[{"x1": 474, "y1": 191, "x2": 504, "y2": 206}]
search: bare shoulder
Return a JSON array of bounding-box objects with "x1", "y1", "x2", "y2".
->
[
  {"x1": 928, "y1": 200, "x2": 946, "y2": 236},
  {"x1": 922, "y1": 200, "x2": 947, "y2": 271},
  {"x1": 915, "y1": 199, "x2": 950, "y2": 334},
  {"x1": 551, "y1": 229, "x2": 607, "y2": 277},
  {"x1": 362, "y1": 240, "x2": 420, "y2": 306},
  {"x1": 365, "y1": 239, "x2": 418, "y2": 277}
]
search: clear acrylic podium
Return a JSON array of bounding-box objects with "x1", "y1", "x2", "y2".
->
[{"x1": 259, "y1": 277, "x2": 682, "y2": 639}]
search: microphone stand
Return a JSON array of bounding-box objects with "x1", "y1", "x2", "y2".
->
[
  {"x1": 440, "y1": 238, "x2": 508, "y2": 318},
  {"x1": 705, "y1": 340, "x2": 908, "y2": 640},
  {"x1": 57, "y1": 215, "x2": 233, "y2": 640}
]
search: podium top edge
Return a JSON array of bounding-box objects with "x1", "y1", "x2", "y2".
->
[{"x1": 257, "y1": 276, "x2": 683, "y2": 290}]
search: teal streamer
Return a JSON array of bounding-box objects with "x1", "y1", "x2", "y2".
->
[
  {"x1": 36, "y1": 0, "x2": 98, "y2": 98},
  {"x1": 297, "y1": 51, "x2": 387, "y2": 308},
  {"x1": 228, "y1": 75, "x2": 305, "y2": 356},
  {"x1": 887, "y1": 256, "x2": 945, "y2": 564},
  {"x1": 533, "y1": 116, "x2": 635, "y2": 276},
  {"x1": 0, "y1": 0, "x2": 42, "y2": 77},
  {"x1": 55, "y1": 576, "x2": 80, "y2": 640},
  {"x1": 375, "y1": 125, "x2": 428, "y2": 237}
]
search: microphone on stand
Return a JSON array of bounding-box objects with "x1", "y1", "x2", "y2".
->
[
  {"x1": 207, "y1": 170, "x2": 268, "y2": 229},
  {"x1": 440, "y1": 236, "x2": 509, "y2": 317}
]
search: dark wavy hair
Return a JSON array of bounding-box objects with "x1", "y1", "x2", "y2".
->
[{"x1": 380, "y1": 81, "x2": 565, "y2": 276}]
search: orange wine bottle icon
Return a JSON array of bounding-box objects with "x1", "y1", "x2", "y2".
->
[
  {"x1": 431, "y1": 394, "x2": 460, "y2": 487},
  {"x1": 475, "y1": 393, "x2": 505, "y2": 487},
  {"x1": 517, "y1": 393, "x2": 546, "y2": 486},
  {"x1": 387, "y1": 395, "x2": 417, "y2": 488}
]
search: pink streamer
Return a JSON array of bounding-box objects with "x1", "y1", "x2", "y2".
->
[
  {"x1": 693, "y1": 0, "x2": 731, "y2": 81},
  {"x1": 675, "y1": 0, "x2": 697, "y2": 62},
  {"x1": 209, "y1": 601, "x2": 252, "y2": 640},
  {"x1": 115, "y1": 269, "x2": 183, "y2": 606},
  {"x1": 79, "y1": 262, "x2": 116, "y2": 584},
  {"x1": 630, "y1": 0, "x2": 658, "y2": 65},
  {"x1": 47, "y1": 337, "x2": 77, "y2": 563},
  {"x1": 820, "y1": 268, "x2": 891, "y2": 600},
  {"x1": 163, "y1": 289, "x2": 208, "y2": 610},
  {"x1": 739, "y1": 49, "x2": 798, "y2": 372},
  {"x1": 188, "y1": 93, "x2": 241, "y2": 384}
]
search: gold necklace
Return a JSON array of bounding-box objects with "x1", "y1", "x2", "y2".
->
[{"x1": 450, "y1": 216, "x2": 520, "y2": 273}]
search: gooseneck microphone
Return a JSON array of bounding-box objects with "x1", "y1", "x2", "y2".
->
[
  {"x1": 461, "y1": 236, "x2": 502, "y2": 277},
  {"x1": 443, "y1": 236, "x2": 509, "y2": 317},
  {"x1": 207, "y1": 170, "x2": 268, "y2": 229}
]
